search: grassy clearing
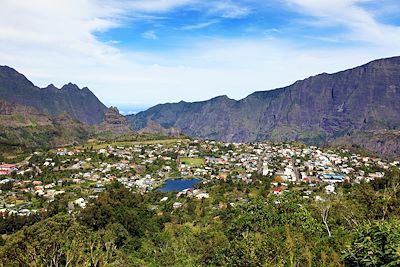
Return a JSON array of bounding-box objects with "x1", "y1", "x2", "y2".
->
[{"x1": 180, "y1": 157, "x2": 205, "y2": 167}]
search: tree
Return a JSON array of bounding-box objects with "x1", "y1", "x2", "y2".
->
[
  {"x1": 274, "y1": 175, "x2": 284, "y2": 183},
  {"x1": 317, "y1": 200, "x2": 332, "y2": 237},
  {"x1": 0, "y1": 182, "x2": 13, "y2": 191},
  {"x1": 0, "y1": 215, "x2": 131, "y2": 266},
  {"x1": 343, "y1": 220, "x2": 400, "y2": 266}
]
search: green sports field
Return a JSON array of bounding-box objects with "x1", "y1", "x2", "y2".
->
[{"x1": 179, "y1": 157, "x2": 205, "y2": 167}]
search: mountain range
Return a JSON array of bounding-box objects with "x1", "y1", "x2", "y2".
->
[
  {"x1": 128, "y1": 56, "x2": 400, "y2": 157},
  {"x1": 0, "y1": 66, "x2": 107, "y2": 125},
  {"x1": 0, "y1": 57, "x2": 399, "y2": 158},
  {"x1": 0, "y1": 66, "x2": 133, "y2": 149}
]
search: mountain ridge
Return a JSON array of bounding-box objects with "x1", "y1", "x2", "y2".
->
[
  {"x1": 1, "y1": 57, "x2": 399, "y2": 158},
  {"x1": 0, "y1": 66, "x2": 108, "y2": 124},
  {"x1": 128, "y1": 56, "x2": 400, "y2": 157}
]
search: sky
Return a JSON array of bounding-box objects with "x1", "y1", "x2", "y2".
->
[{"x1": 1, "y1": 0, "x2": 400, "y2": 114}]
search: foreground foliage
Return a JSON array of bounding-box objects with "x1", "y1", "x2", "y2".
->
[{"x1": 1, "y1": 171, "x2": 400, "y2": 266}]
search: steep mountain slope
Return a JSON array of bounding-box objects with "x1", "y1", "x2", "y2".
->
[
  {"x1": 0, "y1": 66, "x2": 107, "y2": 124},
  {"x1": 0, "y1": 101, "x2": 134, "y2": 150},
  {"x1": 0, "y1": 100, "x2": 91, "y2": 149},
  {"x1": 96, "y1": 107, "x2": 133, "y2": 135},
  {"x1": 332, "y1": 130, "x2": 400, "y2": 159},
  {"x1": 128, "y1": 57, "x2": 400, "y2": 147}
]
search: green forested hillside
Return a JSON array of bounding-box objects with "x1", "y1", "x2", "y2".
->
[{"x1": 2, "y1": 170, "x2": 400, "y2": 266}]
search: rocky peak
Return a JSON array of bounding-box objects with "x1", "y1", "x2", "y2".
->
[
  {"x1": 81, "y1": 87, "x2": 91, "y2": 93},
  {"x1": 0, "y1": 65, "x2": 35, "y2": 88},
  {"x1": 0, "y1": 66, "x2": 108, "y2": 125},
  {"x1": 209, "y1": 95, "x2": 233, "y2": 102},
  {"x1": 61, "y1": 83, "x2": 81, "y2": 91},
  {"x1": 44, "y1": 84, "x2": 58, "y2": 91},
  {"x1": 103, "y1": 107, "x2": 125, "y2": 124},
  {"x1": 97, "y1": 106, "x2": 132, "y2": 135},
  {"x1": 106, "y1": 106, "x2": 121, "y2": 115}
]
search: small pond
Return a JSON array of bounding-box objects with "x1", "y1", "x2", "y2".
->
[{"x1": 158, "y1": 178, "x2": 201, "y2": 192}]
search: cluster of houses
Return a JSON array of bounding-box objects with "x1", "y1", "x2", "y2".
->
[{"x1": 0, "y1": 139, "x2": 399, "y2": 216}]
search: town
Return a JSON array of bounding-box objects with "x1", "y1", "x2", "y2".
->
[{"x1": 1, "y1": 138, "x2": 398, "y2": 217}]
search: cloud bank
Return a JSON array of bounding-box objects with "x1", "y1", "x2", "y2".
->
[{"x1": 0, "y1": 0, "x2": 399, "y2": 109}]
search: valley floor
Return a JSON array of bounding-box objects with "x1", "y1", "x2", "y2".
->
[{"x1": 1, "y1": 136, "x2": 400, "y2": 266}]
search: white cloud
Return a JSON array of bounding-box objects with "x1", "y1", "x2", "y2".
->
[
  {"x1": 0, "y1": 0, "x2": 399, "y2": 110},
  {"x1": 180, "y1": 20, "x2": 219, "y2": 30},
  {"x1": 123, "y1": 0, "x2": 194, "y2": 13},
  {"x1": 214, "y1": 1, "x2": 250, "y2": 18},
  {"x1": 0, "y1": 0, "x2": 122, "y2": 63},
  {"x1": 142, "y1": 30, "x2": 159, "y2": 40},
  {"x1": 109, "y1": 0, "x2": 250, "y2": 19},
  {"x1": 285, "y1": 0, "x2": 400, "y2": 48}
]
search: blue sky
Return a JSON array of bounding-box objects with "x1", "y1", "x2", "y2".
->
[{"x1": 1, "y1": 0, "x2": 400, "y2": 114}]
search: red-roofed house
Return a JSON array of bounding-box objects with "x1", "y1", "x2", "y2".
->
[
  {"x1": 272, "y1": 187, "x2": 283, "y2": 195},
  {"x1": 0, "y1": 164, "x2": 17, "y2": 175}
]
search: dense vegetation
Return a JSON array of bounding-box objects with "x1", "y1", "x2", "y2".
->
[{"x1": 1, "y1": 168, "x2": 400, "y2": 266}]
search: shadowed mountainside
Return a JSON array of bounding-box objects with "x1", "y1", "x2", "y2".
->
[
  {"x1": 0, "y1": 66, "x2": 108, "y2": 125},
  {"x1": 128, "y1": 56, "x2": 400, "y2": 157}
]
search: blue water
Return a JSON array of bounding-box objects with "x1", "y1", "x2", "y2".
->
[{"x1": 158, "y1": 179, "x2": 201, "y2": 192}]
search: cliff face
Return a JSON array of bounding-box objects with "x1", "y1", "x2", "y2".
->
[
  {"x1": 128, "y1": 57, "x2": 400, "y2": 156},
  {"x1": 0, "y1": 66, "x2": 108, "y2": 124},
  {"x1": 332, "y1": 130, "x2": 400, "y2": 159},
  {"x1": 97, "y1": 107, "x2": 133, "y2": 135}
]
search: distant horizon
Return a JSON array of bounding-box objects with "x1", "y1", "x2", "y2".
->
[{"x1": 116, "y1": 104, "x2": 151, "y2": 115}]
